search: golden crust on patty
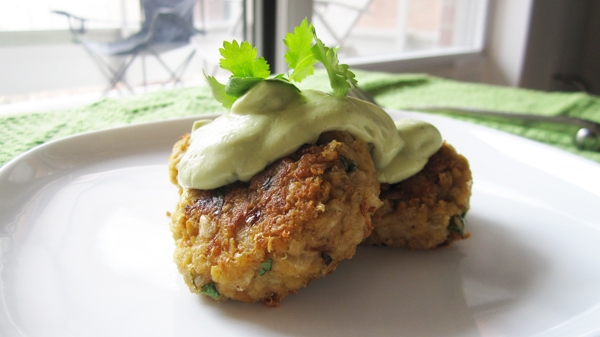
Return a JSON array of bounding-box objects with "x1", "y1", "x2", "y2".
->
[
  {"x1": 366, "y1": 142, "x2": 472, "y2": 249},
  {"x1": 168, "y1": 131, "x2": 381, "y2": 306},
  {"x1": 168, "y1": 133, "x2": 191, "y2": 194}
]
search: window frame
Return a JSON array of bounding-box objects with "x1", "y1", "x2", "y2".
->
[{"x1": 267, "y1": 0, "x2": 490, "y2": 77}]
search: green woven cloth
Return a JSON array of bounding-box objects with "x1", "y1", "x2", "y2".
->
[{"x1": 2, "y1": 69, "x2": 600, "y2": 167}]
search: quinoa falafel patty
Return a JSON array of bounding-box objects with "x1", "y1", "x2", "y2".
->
[
  {"x1": 366, "y1": 142, "x2": 472, "y2": 249},
  {"x1": 168, "y1": 131, "x2": 382, "y2": 306}
]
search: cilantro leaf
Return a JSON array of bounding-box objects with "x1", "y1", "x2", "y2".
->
[
  {"x1": 284, "y1": 18, "x2": 317, "y2": 82},
  {"x1": 448, "y1": 212, "x2": 467, "y2": 237},
  {"x1": 203, "y1": 71, "x2": 237, "y2": 109},
  {"x1": 258, "y1": 259, "x2": 273, "y2": 276},
  {"x1": 226, "y1": 76, "x2": 264, "y2": 97},
  {"x1": 310, "y1": 26, "x2": 358, "y2": 96},
  {"x1": 204, "y1": 19, "x2": 359, "y2": 107},
  {"x1": 219, "y1": 40, "x2": 271, "y2": 78},
  {"x1": 201, "y1": 283, "x2": 220, "y2": 300}
]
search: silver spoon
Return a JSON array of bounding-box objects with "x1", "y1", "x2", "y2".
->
[
  {"x1": 407, "y1": 106, "x2": 600, "y2": 152},
  {"x1": 347, "y1": 87, "x2": 600, "y2": 151}
]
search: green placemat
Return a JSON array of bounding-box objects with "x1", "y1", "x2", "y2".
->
[
  {"x1": 0, "y1": 86, "x2": 225, "y2": 166},
  {"x1": 2, "y1": 69, "x2": 600, "y2": 167},
  {"x1": 373, "y1": 74, "x2": 600, "y2": 163}
]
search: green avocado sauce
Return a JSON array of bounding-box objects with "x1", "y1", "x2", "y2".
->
[{"x1": 177, "y1": 80, "x2": 442, "y2": 190}]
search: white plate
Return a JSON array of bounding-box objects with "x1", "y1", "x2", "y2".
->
[{"x1": 1, "y1": 110, "x2": 600, "y2": 337}]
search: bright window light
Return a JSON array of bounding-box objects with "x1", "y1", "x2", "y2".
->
[{"x1": 312, "y1": 0, "x2": 489, "y2": 62}]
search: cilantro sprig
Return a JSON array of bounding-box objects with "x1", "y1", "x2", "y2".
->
[
  {"x1": 284, "y1": 19, "x2": 317, "y2": 82},
  {"x1": 205, "y1": 18, "x2": 357, "y2": 108},
  {"x1": 219, "y1": 40, "x2": 271, "y2": 78},
  {"x1": 311, "y1": 28, "x2": 358, "y2": 97}
]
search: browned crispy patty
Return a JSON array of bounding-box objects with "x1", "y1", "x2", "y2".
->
[
  {"x1": 366, "y1": 142, "x2": 472, "y2": 249},
  {"x1": 168, "y1": 133, "x2": 191, "y2": 194},
  {"x1": 168, "y1": 131, "x2": 381, "y2": 306}
]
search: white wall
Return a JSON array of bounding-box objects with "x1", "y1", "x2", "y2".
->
[
  {"x1": 519, "y1": 0, "x2": 599, "y2": 94},
  {"x1": 480, "y1": 0, "x2": 534, "y2": 87},
  {"x1": 579, "y1": 1, "x2": 600, "y2": 94}
]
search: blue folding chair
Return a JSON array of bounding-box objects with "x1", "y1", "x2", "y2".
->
[{"x1": 53, "y1": 0, "x2": 204, "y2": 95}]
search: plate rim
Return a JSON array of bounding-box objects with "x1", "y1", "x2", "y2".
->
[{"x1": 2, "y1": 110, "x2": 600, "y2": 337}]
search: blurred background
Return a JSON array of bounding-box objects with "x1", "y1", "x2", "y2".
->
[{"x1": 0, "y1": 0, "x2": 598, "y2": 114}]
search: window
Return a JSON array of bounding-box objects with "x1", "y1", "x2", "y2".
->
[
  {"x1": 312, "y1": 0, "x2": 488, "y2": 61},
  {"x1": 0, "y1": 0, "x2": 140, "y2": 31},
  {"x1": 266, "y1": 0, "x2": 488, "y2": 74},
  {"x1": 0, "y1": 0, "x2": 248, "y2": 101},
  {"x1": 0, "y1": 0, "x2": 488, "y2": 104}
]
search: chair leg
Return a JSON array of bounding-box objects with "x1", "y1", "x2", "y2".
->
[
  {"x1": 313, "y1": 8, "x2": 343, "y2": 46},
  {"x1": 170, "y1": 49, "x2": 196, "y2": 85},
  {"x1": 148, "y1": 48, "x2": 196, "y2": 86},
  {"x1": 81, "y1": 43, "x2": 136, "y2": 96},
  {"x1": 102, "y1": 53, "x2": 137, "y2": 96},
  {"x1": 312, "y1": 1, "x2": 372, "y2": 48},
  {"x1": 148, "y1": 49, "x2": 177, "y2": 84},
  {"x1": 142, "y1": 55, "x2": 147, "y2": 88},
  {"x1": 82, "y1": 45, "x2": 121, "y2": 90}
]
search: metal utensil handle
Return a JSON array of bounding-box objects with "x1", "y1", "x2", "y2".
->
[{"x1": 407, "y1": 106, "x2": 600, "y2": 132}]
